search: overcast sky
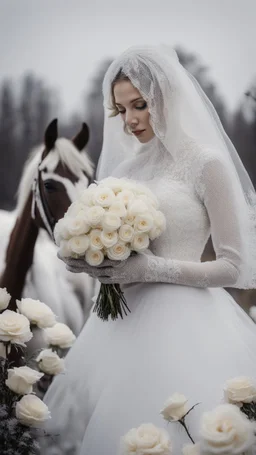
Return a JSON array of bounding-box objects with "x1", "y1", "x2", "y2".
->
[{"x1": 0, "y1": 0, "x2": 255, "y2": 116}]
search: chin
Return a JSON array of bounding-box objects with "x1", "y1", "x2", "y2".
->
[{"x1": 137, "y1": 133, "x2": 155, "y2": 144}]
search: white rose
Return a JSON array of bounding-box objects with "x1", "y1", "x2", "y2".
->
[
  {"x1": 160, "y1": 393, "x2": 188, "y2": 422},
  {"x1": 149, "y1": 227, "x2": 163, "y2": 241},
  {"x1": 86, "y1": 205, "x2": 105, "y2": 226},
  {"x1": 134, "y1": 213, "x2": 154, "y2": 233},
  {"x1": 53, "y1": 218, "x2": 70, "y2": 245},
  {"x1": 85, "y1": 248, "x2": 104, "y2": 266},
  {"x1": 93, "y1": 186, "x2": 115, "y2": 207},
  {"x1": 6, "y1": 366, "x2": 43, "y2": 395},
  {"x1": 100, "y1": 230, "x2": 118, "y2": 248},
  {"x1": 123, "y1": 213, "x2": 136, "y2": 226},
  {"x1": 102, "y1": 213, "x2": 121, "y2": 233},
  {"x1": 109, "y1": 201, "x2": 127, "y2": 218},
  {"x1": 0, "y1": 287, "x2": 11, "y2": 311},
  {"x1": 65, "y1": 201, "x2": 87, "y2": 218},
  {"x1": 107, "y1": 242, "x2": 131, "y2": 261},
  {"x1": 182, "y1": 443, "x2": 201, "y2": 455},
  {"x1": 68, "y1": 235, "x2": 90, "y2": 255},
  {"x1": 66, "y1": 215, "x2": 90, "y2": 237},
  {"x1": 200, "y1": 404, "x2": 255, "y2": 455},
  {"x1": 121, "y1": 423, "x2": 171, "y2": 455},
  {"x1": 36, "y1": 348, "x2": 65, "y2": 375},
  {"x1": 59, "y1": 240, "x2": 72, "y2": 258},
  {"x1": 138, "y1": 193, "x2": 159, "y2": 209},
  {"x1": 131, "y1": 233, "x2": 150, "y2": 251},
  {"x1": 79, "y1": 183, "x2": 97, "y2": 206},
  {"x1": 249, "y1": 305, "x2": 256, "y2": 322},
  {"x1": 99, "y1": 177, "x2": 128, "y2": 194},
  {"x1": 16, "y1": 394, "x2": 51, "y2": 427},
  {"x1": 127, "y1": 200, "x2": 149, "y2": 217},
  {"x1": 116, "y1": 189, "x2": 135, "y2": 207},
  {"x1": 119, "y1": 225, "x2": 134, "y2": 243},
  {"x1": 17, "y1": 298, "x2": 56, "y2": 329},
  {"x1": 153, "y1": 210, "x2": 167, "y2": 231},
  {"x1": 224, "y1": 376, "x2": 256, "y2": 404},
  {"x1": 0, "y1": 342, "x2": 6, "y2": 358},
  {"x1": 0, "y1": 310, "x2": 32, "y2": 346},
  {"x1": 89, "y1": 229, "x2": 104, "y2": 250},
  {"x1": 44, "y1": 323, "x2": 76, "y2": 349}
]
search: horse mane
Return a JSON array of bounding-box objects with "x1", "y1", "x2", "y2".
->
[{"x1": 16, "y1": 138, "x2": 94, "y2": 215}]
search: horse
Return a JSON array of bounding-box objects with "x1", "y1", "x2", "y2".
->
[{"x1": 0, "y1": 119, "x2": 94, "y2": 338}]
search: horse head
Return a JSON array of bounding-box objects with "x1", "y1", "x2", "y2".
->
[{"x1": 31, "y1": 118, "x2": 93, "y2": 238}]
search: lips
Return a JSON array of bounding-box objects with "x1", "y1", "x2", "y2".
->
[{"x1": 132, "y1": 130, "x2": 145, "y2": 136}]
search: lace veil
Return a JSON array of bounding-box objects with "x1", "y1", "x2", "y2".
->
[{"x1": 96, "y1": 45, "x2": 256, "y2": 289}]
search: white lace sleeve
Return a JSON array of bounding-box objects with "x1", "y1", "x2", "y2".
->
[{"x1": 147, "y1": 158, "x2": 243, "y2": 288}]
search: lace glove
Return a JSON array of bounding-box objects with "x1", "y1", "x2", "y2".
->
[{"x1": 57, "y1": 252, "x2": 123, "y2": 278}]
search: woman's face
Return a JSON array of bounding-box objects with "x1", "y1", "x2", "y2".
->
[{"x1": 113, "y1": 80, "x2": 155, "y2": 143}]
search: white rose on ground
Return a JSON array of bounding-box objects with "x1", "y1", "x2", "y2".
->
[
  {"x1": 6, "y1": 366, "x2": 43, "y2": 395},
  {"x1": 36, "y1": 348, "x2": 65, "y2": 375},
  {"x1": 107, "y1": 242, "x2": 130, "y2": 261},
  {"x1": 68, "y1": 235, "x2": 90, "y2": 255},
  {"x1": 119, "y1": 225, "x2": 134, "y2": 243},
  {"x1": 0, "y1": 287, "x2": 11, "y2": 311},
  {"x1": 93, "y1": 186, "x2": 115, "y2": 207},
  {"x1": 134, "y1": 213, "x2": 154, "y2": 233},
  {"x1": 249, "y1": 305, "x2": 256, "y2": 322},
  {"x1": 102, "y1": 213, "x2": 122, "y2": 233},
  {"x1": 224, "y1": 376, "x2": 256, "y2": 405},
  {"x1": 0, "y1": 310, "x2": 32, "y2": 345},
  {"x1": 121, "y1": 423, "x2": 171, "y2": 455},
  {"x1": 53, "y1": 218, "x2": 70, "y2": 245},
  {"x1": 59, "y1": 240, "x2": 72, "y2": 258},
  {"x1": 66, "y1": 215, "x2": 90, "y2": 237},
  {"x1": 44, "y1": 323, "x2": 76, "y2": 349},
  {"x1": 86, "y1": 205, "x2": 105, "y2": 226},
  {"x1": 16, "y1": 394, "x2": 51, "y2": 427},
  {"x1": 89, "y1": 229, "x2": 104, "y2": 250},
  {"x1": 182, "y1": 443, "x2": 201, "y2": 455},
  {"x1": 100, "y1": 230, "x2": 118, "y2": 248},
  {"x1": 17, "y1": 298, "x2": 56, "y2": 329},
  {"x1": 116, "y1": 189, "x2": 135, "y2": 207},
  {"x1": 0, "y1": 342, "x2": 6, "y2": 358},
  {"x1": 109, "y1": 201, "x2": 127, "y2": 218},
  {"x1": 200, "y1": 404, "x2": 255, "y2": 455},
  {"x1": 131, "y1": 233, "x2": 150, "y2": 251},
  {"x1": 160, "y1": 393, "x2": 188, "y2": 422},
  {"x1": 85, "y1": 248, "x2": 104, "y2": 266}
]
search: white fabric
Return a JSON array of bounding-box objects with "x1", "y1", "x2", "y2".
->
[{"x1": 42, "y1": 46, "x2": 256, "y2": 454}]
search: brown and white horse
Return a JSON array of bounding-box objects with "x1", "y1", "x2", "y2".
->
[{"x1": 0, "y1": 119, "x2": 94, "y2": 336}]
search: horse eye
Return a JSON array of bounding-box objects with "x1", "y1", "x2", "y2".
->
[{"x1": 44, "y1": 180, "x2": 57, "y2": 193}]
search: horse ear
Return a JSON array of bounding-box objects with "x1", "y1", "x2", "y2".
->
[
  {"x1": 72, "y1": 122, "x2": 90, "y2": 152},
  {"x1": 44, "y1": 118, "x2": 58, "y2": 154}
]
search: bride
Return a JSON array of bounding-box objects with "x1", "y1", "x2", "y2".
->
[{"x1": 43, "y1": 45, "x2": 256, "y2": 454}]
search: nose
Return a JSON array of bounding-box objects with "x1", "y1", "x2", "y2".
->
[{"x1": 125, "y1": 111, "x2": 138, "y2": 129}]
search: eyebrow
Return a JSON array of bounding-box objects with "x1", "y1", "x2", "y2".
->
[{"x1": 115, "y1": 97, "x2": 144, "y2": 106}]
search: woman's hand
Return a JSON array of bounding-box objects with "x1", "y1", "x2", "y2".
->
[
  {"x1": 96, "y1": 253, "x2": 150, "y2": 284},
  {"x1": 57, "y1": 252, "x2": 123, "y2": 277}
]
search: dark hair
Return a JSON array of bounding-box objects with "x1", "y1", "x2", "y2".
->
[{"x1": 109, "y1": 69, "x2": 130, "y2": 117}]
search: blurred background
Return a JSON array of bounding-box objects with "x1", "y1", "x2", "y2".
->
[{"x1": 0, "y1": 0, "x2": 255, "y2": 209}]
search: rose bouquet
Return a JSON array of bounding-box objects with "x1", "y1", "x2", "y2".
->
[
  {"x1": 54, "y1": 177, "x2": 166, "y2": 321},
  {"x1": 0, "y1": 288, "x2": 76, "y2": 454}
]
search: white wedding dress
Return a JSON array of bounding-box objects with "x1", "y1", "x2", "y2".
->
[{"x1": 43, "y1": 136, "x2": 256, "y2": 454}]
